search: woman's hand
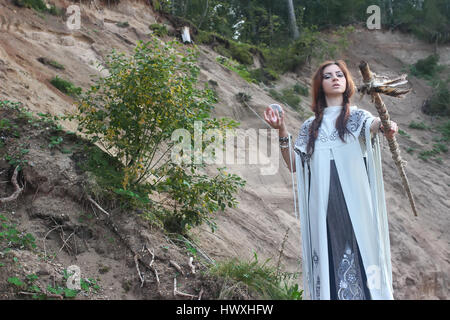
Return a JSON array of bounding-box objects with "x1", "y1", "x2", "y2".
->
[
  {"x1": 264, "y1": 106, "x2": 285, "y2": 131},
  {"x1": 380, "y1": 120, "x2": 398, "y2": 139}
]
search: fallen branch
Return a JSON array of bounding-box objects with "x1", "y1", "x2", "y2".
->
[
  {"x1": 146, "y1": 247, "x2": 160, "y2": 286},
  {"x1": 87, "y1": 195, "x2": 110, "y2": 217},
  {"x1": 0, "y1": 166, "x2": 23, "y2": 203},
  {"x1": 134, "y1": 254, "x2": 145, "y2": 288},
  {"x1": 173, "y1": 277, "x2": 198, "y2": 299},
  {"x1": 19, "y1": 291, "x2": 63, "y2": 300},
  {"x1": 170, "y1": 260, "x2": 185, "y2": 276}
]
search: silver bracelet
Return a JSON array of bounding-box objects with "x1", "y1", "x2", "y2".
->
[{"x1": 279, "y1": 134, "x2": 291, "y2": 143}]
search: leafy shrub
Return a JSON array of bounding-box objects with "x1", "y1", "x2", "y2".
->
[
  {"x1": 268, "y1": 88, "x2": 301, "y2": 110},
  {"x1": 409, "y1": 121, "x2": 429, "y2": 130},
  {"x1": 13, "y1": 0, "x2": 46, "y2": 11},
  {"x1": 37, "y1": 57, "x2": 65, "y2": 70},
  {"x1": 418, "y1": 143, "x2": 448, "y2": 161},
  {"x1": 0, "y1": 214, "x2": 36, "y2": 250},
  {"x1": 209, "y1": 252, "x2": 302, "y2": 300},
  {"x1": 50, "y1": 76, "x2": 82, "y2": 97},
  {"x1": 262, "y1": 26, "x2": 353, "y2": 74},
  {"x1": 293, "y1": 83, "x2": 309, "y2": 96},
  {"x1": 249, "y1": 68, "x2": 279, "y2": 85},
  {"x1": 216, "y1": 56, "x2": 255, "y2": 83},
  {"x1": 72, "y1": 38, "x2": 245, "y2": 233},
  {"x1": 436, "y1": 120, "x2": 450, "y2": 142},
  {"x1": 149, "y1": 23, "x2": 168, "y2": 37},
  {"x1": 13, "y1": 0, "x2": 62, "y2": 15},
  {"x1": 410, "y1": 54, "x2": 443, "y2": 79},
  {"x1": 116, "y1": 21, "x2": 130, "y2": 28},
  {"x1": 422, "y1": 79, "x2": 450, "y2": 116}
]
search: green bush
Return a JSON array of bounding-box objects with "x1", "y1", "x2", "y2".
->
[
  {"x1": 209, "y1": 252, "x2": 302, "y2": 300},
  {"x1": 249, "y1": 68, "x2": 279, "y2": 85},
  {"x1": 409, "y1": 121, "x2": 429, "y2": 130},
  {"x1": 72, "y1": 38, "x2": 245, "y2": 233},
  {"x1": 268, "y1": 88, "x2": 301, "y2": 110},
  {"x1": 293, "y1": 83, "x2": 309, "y2": 96},
  {"x1": 436, "y1": 120, "x2": 450, "y2": 142},
  {"x1": 37, "y1": 57, "x2": 65, "y2": 70},
  {"x1": 13, "y1": 0, "x2": 46, "y2": 11},
  {"x1": 149, "y1": 23, "x2": 168, "y2": 37},
  {"x1": 423, "y1": 79, "x2": 450, "y2": 116},
  {"x1": 116, "y1": 21, "x2": 130, "y2": 28},
  {"x1": 410, "y1": 54, "x2": 443, "y2": 79},
  {"x1": 50, "y1": 76, "x2": 82, "y2": 97},
  {"x1": 216, "y1": 57, "x2": 256, "y2": 83},
  {"x1": 13, "y1": 0, "x2": 62, "y2": 15}
]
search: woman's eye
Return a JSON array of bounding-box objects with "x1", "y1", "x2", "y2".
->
[
  {"x1": 323, "y1": 75, "x2": 331, "y2": 79},
  {"x1": 337, "y1": 73, "x2": 344, "y2": 77}
]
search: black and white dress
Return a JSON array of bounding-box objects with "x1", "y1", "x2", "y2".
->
[{"x1": 293, "y1": 105, "x2": 394, "y2": 300}]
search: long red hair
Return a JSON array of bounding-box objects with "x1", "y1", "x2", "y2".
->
[{"x1": 307, "y1": 60, "x2": 356, "y2": 154}]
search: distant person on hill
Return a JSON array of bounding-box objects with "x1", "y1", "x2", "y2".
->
[{"x1": 264, "y1": 60, "x2": 398, "y2": 300}]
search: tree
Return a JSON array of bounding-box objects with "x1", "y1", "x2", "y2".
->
[
  {"x1": 286, "y1": 0, "x2": 300, "y2": 39},
  {"x1": 73, "y1": 38, "x2": 245, "y2": 233}
]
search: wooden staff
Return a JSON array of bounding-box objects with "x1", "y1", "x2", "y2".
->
[{"x1": 358, "y1": 61, "x2": 418, "y2": 217}]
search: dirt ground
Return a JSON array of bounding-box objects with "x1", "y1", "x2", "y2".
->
[{"x1": 0, "y1": 0, "x2": 448, "y2": 299}]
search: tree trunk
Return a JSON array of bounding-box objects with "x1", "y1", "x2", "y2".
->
[
  {"x1": 198, "y1": 0, "x2": 209, "y2": 29},
  {"x1": 286, "y1": 0, "x2": 300, "y2": 40}
]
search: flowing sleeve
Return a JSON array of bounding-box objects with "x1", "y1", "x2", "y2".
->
[
  {"x1": 293, "y1": 117, "x2": 315, "y2": 299},
  {"x1": 363, "y1": 117, "x2": 394, "y2": 297}
]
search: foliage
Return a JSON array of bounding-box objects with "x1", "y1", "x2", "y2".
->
[
  {"x1": 50, "y1": 76, "x2": 82, "y2": 98},
  {"x1": 209, "y1": 251, "x2": 302, "y2": 300},
  {"x1": 0, "y1": 214, "x2": 37, "y2": 251},
  {"x1": 418, "y1": 143, "x2": 448, "y2": 161},
  {"x1": 149, "y1": 23, "x2": 168, "y2": 37},
  {"x1": 268, "y1": 88, "x2": 301, "y2": 110},
  {"x1": 116, "y1": 21, "x2": 130, "y2": 28},
  {"x1": 424, "y1": 79, "x2": 450, "y2": 117},
  {"x1": 408, "y1": 121, "x2": 429, "y2": 130},
  {"x1": 13, "y1": 0, "x2": 63, "y2": 16},
  {"x1": 236, "y1": 92, "x2": 252, "y2": 103},
  {"x1": 71, "y1": 38, "x2": 245, "y2": 233},
  {"x1": 158, "y1": 0, "x2": 450, "y2": 49},
  {"x1": 37, "y1": 57, "x2": 65, "y2": 70},
  {"x1": 216, "y1": 56, "x2": 255, "y2": 83},
  {"x1": 410, "y1": 54, "x2": 443, "y2": 80},
  {"x1": 249, "y1": 68, "x2": 279, "y2": 85},
  {"x1": 436, "y1": 120, "x2": 450, "y2": 143},
  {"x1": 13, "y1": 0, "x2": 46, "y2": 11}
]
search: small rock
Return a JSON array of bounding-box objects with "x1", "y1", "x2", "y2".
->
[
  {"x1": 37, "y1": 263, "x2": 51, "y2": 276},
  {"x1": 405, "y1": 277, "x2": 416, "y2": 286}
]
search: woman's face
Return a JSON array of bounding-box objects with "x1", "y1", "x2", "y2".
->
[{"x1": 321, "y1": 64, "x2": 347, "y2": 97}]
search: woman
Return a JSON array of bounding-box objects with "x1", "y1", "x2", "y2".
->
[{"x1": 264, "y1": 60, "x2": 397, "y2": 300}]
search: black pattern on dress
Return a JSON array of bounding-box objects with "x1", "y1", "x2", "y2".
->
[{"x1": 326, "y1": 160, "x2": 372, "y2": 300}]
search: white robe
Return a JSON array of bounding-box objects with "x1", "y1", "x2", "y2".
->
[{"x1": 293, "y1": 105, "x2": 394, "y2": 300}]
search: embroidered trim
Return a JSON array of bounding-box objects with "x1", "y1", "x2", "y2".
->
[
  {"x1": 337, "y1": 244, "x2": 364, "y2": 300},
  {"x1": 294, "y1": 109, "x2": 370, "y2": 151},
  {"x1": 313, "y1": 250, "x2": 320, "y2": 299}
]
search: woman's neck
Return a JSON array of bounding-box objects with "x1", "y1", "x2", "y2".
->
[{"x1": 325, "y1": 94, "x2": 343, "y2": 107}]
